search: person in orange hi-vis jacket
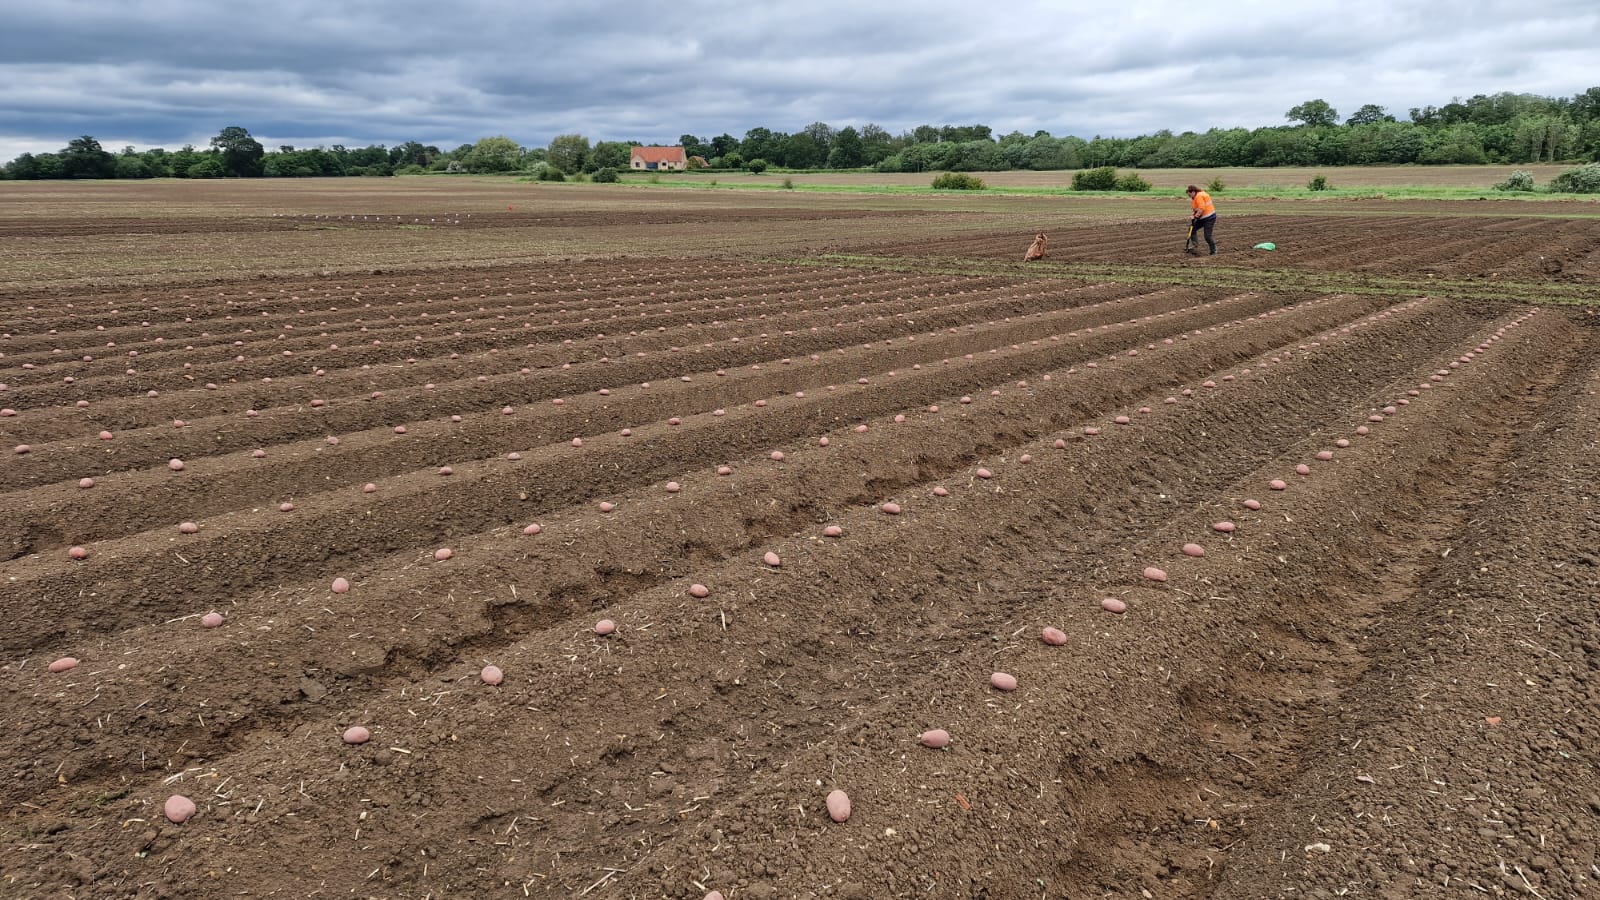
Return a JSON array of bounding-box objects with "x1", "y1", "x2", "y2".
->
[{"x1": 1185, "y1": 185, "x2": 1217, "y2": 255}]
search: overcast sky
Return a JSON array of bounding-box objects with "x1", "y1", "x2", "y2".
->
[{"x1": 2, "y1": 0, "x2": 1597, "y2": 162}]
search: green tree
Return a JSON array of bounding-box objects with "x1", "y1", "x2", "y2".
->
[
  {"x1": 781, "y1": 132, "x2": 823, "y2": 168},
  {"x1": 1419, "y1": 123, "x2": 1488, "y2": 164},
  {"x1": 859, "y1": 123, "x2": 896, "y2": 163},
  {"x1": 740, "y1": 127, "x2": 779, "y2": 163},
  {"x1": 187, "y1": 156, "x2": 225, "y2": 178},
  {"x1": 746, "y1": 158, "x2": 769, "y2": 174},
  {"x1": 463, "y1": 136, "x2": 524, "y2": 173},
  {"x1": 546, "y1": 134, "x2": 591, "y2": 174},
  {"x1": 114, "y1": 155, "x2": 152, "y2": 178},
  {"x1": 6, "y1": 153, "x2": 46, "y2": 179},
  {"x1": 210, "y1": 126, "x2": 264, "y2": 177},
  {"x1": 678, "y1": 134, "x2": 708, "y2": 158},
  {"x1": 61, "y1": 135, "x2": 116, "y2": 179},
  {"x1": 827, "y1": 126, "x2": 865, "y2": 168},
  {"x1": 708, "y1": 133, "x2": 739, "y2": 158},
  {"x1": 590, "y1": 141, "x2": 633, "y2": 171},
  {"x1": 1571, "y1": 87, "x2": 1600, "y2": 123},
  {"x1": 801, "y1": 122, "x2": 835, "y2": 159},
  {"x1": 1345, "y1": 104, "x2": 1395, "y2": 126},
  {"x1": 391, "y1": 141, "x2": 438, "y2": 168},
  {"x1": 1286, "y1": 99, "x2": 1339, "y2": 127},
  {"x1": 1511, "y1": 116, "x2": 1578, "y2": 162}
]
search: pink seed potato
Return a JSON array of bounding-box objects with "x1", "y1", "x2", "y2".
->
[
  {"x1": 1143, "y1": 566, "x2": 1168, "y2": 582},
  {"x1": 1101, "y1": 597, "x2": 1128, "y2": 614},
  {"x1": 880, "y1": 502, "x2": 902, "y2": 515},
  {"x1": 594, "y1": 619, "x2": 616, "y2": 635},
  {"x1": 201, "y1": 612, "x2": 224, "y2": 628},
  {"x1": 919, "y1": 729, "x2": 951, "y2": 749},
  {"x1": 164, "y1": 795, "x2": 197, "y2": 824},
  {"x1": 1243, "y1": 499, "x2": 1262, "y2": 510},
  {"x1": 826, "y1": 789, "x2": 852, "y2": 822},
  {"x1": 1270, "y1": 479, "x2": 1287, "y2": 490},
  {"x1": 823, "y1": 525, "x2": 843, "y2": 538},
  {"x1": 990, "y1": 671, "x2": 1018, "y2": 691},
  {"x1": 433, "y1": 548, "x2": 453, "y2": 561},
  {"x1": 1316, "y1": 450, "x2": 1334, "y2": 461},
  {"x1": 1295, "y1": 464, "x2": 1311, "y2": 476},
  {"x1": 975, "y1": 468, "x2": 993, "y2": 479},
  {"x1": 689, "y1": 583, "x2": 710, "y2": 598},
  {"x1": 68, "y1": 546, "x2": 89, "y2": 560},
  {"x1": 1041, "y1": 627, "x2": 1068, "y2": 646},
  {"x1": 1212, "y1": 521, "x2": 1236, "y2": 533},
  {"x1": 331, "y1": 577, "x2": 351, "y2": 593},
  {"x1": 342, "y1": 726, "x2": 371, "y2": 744},
  {"x1": 763, "y1": 551, "x2": 782, "y2": 567},
  {"x1": 49, "y1": 657, "x2": 79, "y2": 673},
  {"x1": 523, "y1": 523, "x2": 542, "y2": 535},
  {"x1": 1182, "y1": 543, "x2": 1205, "y2": 557},
  {"x1": 178, "y1": 522, "x2": 199, "y2": 534}
]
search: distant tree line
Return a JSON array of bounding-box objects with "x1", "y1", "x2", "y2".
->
[{"x1": 4, "y1": 87, "x2": 1598, "y2": 181}]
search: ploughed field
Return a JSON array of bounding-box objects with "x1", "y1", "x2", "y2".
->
[{"x1": 2, "y1": 182, "x2": 1599, "y2": 899}]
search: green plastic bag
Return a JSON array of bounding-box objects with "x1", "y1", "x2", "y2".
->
[{"x1": 1253, "y1": 242, "x2": 1277, "y2": 251}]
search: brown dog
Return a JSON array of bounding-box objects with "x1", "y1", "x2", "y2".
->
[{"x1": 1023, "y1": 232, "x2": 1048, "y2": 261}]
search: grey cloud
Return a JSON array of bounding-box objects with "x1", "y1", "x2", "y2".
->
[{"x1": 2, "y1": 0, "x2": 1598, "y2": 162}]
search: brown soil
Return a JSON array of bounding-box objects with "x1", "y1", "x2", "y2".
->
[
  {"x1": 3, "y1": 182, "x2": 1598, "y2": 899},
  {"x1": 857, "y1": 213, "x2": 1600, "y2": 281}
]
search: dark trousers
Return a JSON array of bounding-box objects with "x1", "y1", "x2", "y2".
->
[{"x1": 1192, "y1": 214, "x2": 1217, "y2": 253}]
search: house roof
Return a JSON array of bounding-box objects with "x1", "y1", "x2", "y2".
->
[{"x1": 631, "y1": 146, "x2": 687, "y2": 163}]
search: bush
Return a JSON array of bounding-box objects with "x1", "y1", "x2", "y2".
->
[
  {"x1": 1115, "y1": 172, "x2": 1152, "y2": 192},
  {"x1": 536, "y1": 167, "x2": 565, "y2": 182},
  {"x1": 1550, "y1": 163, "x2": 1600, "y2": 194},
  {"x1": 931, "y1": 172, "x2": 985, "y2": 190},
  {"x1": 187, "y1": 158, "x2": 224, "y2": 179},
  {"x1": 1492, "y1": 170, "x2": 1536, "y2": 192},
  {"x1": 1070, "y1": 166, "x2": 1119, "y2": 190},
  {"x1": 1308, "y1": 174, "x2": 1330, "y2": 191},
  {"x1": 591, "y1": 166, "x2": 619, "y2": 183},
  {"x1": 782, "y1": 177, "x2": 795, "y2": 189},
  {"x1": 746, "y1": 158, "x2": 768, "y2": 174},
  {"x1": 1206, "y1": 176, "x2": 1226, "y2": 193}
]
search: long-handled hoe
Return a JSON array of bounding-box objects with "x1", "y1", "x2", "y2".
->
[{"x1": 1184, "y1": 220, "x2": 1200, "y2": 256}]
